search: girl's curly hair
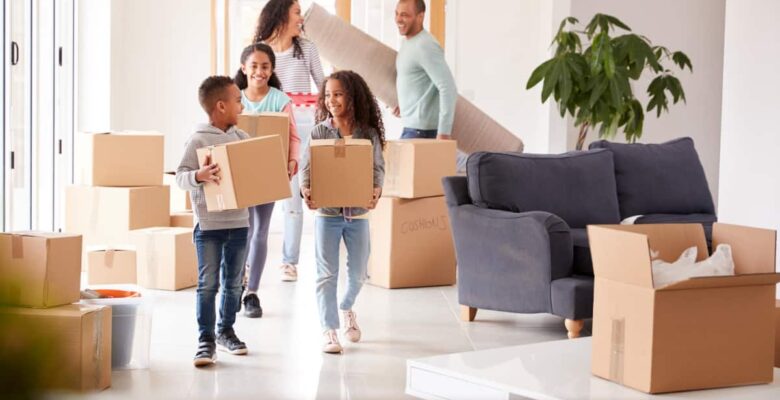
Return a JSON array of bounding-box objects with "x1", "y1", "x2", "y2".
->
[
  {"x1": 253, "y1": 0, "x2": 303, "y2": 59},
  {"x1": 315, "y1": 71, "x2": 386, "y2": 149}
]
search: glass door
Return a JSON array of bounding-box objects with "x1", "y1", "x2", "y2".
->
[
  {"x1": 53, "y1": 0, "x2": 74, "y2": 232},
  {"x1": 5, "y1": 0, "x2": 32, "y2": 231}
]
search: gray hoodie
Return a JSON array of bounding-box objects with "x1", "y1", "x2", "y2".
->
[{"x1": 176, "y1": 123, "x2": 250, "y2": 231}]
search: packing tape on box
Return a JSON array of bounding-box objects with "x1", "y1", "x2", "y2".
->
[
  {"x1": 104, "y1": 249, "x2": 115, "y2": 268},
  {"x1": 385, "y1": 143, "x2": 402, "y2": 191},
  {"x1": 216, "y1": 194, "x2": 226, "y2": 211},
  {"x1": 88, "y1": 188, "x2": 102, "y2": 233},
  {"x1": 609, "y1": 318, "x2": 626, "y2": 384},
  {"x1": 334, "y1": 138, "x2": 346, "y2": 158},
  {"x1": 91, "y1": 307, "x2": 105, "y2": 389},
  {"x1": 144, "y1": 230, "x2": 163, "y2": 288},
  {"x1": 11, "y1": 235, "x2": 24, "y2": 259}
]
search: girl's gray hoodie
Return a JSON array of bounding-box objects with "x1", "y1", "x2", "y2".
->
[{"x1": 176, "y1": 123, "x2": 250, "y2": 231}]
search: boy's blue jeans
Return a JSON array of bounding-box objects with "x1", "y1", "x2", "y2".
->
[
  {"x1": 315, "y1": 216, "x2": 370, "y2": 330},
  {"x1": 194, "y1": 224, "x2": 249, "y2": 342}
]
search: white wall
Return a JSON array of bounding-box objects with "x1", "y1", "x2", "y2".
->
[
  {"x1": 445, "y1": 0, "x2": 554, "y2": 153},
  {"x1": 77, "y1": 0, "x2": 111, "y2": 132},
  {"x1": 445, "y1": 0, "x2": 726, "y2": 202},
  {"x1": 718, "y1": 0, "x2": 780, "y2": 282},
  {"x1": 567, "y1": 0, "x2": 726, "y2": 203},
  {"x1": 109, "y1": 0, "x2": 211, "y2": 171}
]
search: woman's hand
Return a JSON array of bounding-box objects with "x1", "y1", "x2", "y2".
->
[
  {"x1": 367, "y1": 187, "x2": 382, "y2": 210},
  {"x1": 196, "y1": 154, "x2": 220, "y2": 185},
  {"x1": 301, "y1": 187, "x2": 316, "y2": 210},
  {"x1": 287, "y1": 160, "x2": 298, "y2": 180}
]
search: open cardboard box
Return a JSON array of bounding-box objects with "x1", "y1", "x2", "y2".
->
[{"x1": 588, "y1": 223, "x2": 779, "y2": 394}]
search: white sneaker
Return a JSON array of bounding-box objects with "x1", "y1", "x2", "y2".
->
[
  {"x1": 322, "y1": 329, "x2": 343, "y2": 354},
  {"x1": 342, "y1": 310, "x2": 361, "y2": 343},
  {"x1": 280, "y1": 264, "x2": 298, "y2": 282}
]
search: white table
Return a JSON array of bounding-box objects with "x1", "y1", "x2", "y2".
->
[{"x1": 406, "y1": 338, "x2": 780, "y2": 400}]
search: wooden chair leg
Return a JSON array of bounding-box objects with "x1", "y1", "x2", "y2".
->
[
  {"x1": 460, "y1": 306, "x2": 477, "y2": 322},
  {"x1": 565, "y1": 319, "x2": 584, "y2": 339}
]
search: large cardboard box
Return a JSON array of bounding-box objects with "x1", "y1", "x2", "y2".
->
[
  {"x1": 383, "y1": 139, "x2": 456, "y2": 199},
  {"x1": 0, "y1": 304, "x2": 112, "y2": 391},
  {"x1": 775, "y1": 300, "x2": 780, "y2": 368},
  {"x1": 238, "y1": 112, "x2": 290, "y2": 161},
  {"x1": 310, "y1": 138, "x2": 373, "y2": 208},
  {"x1": 0, "y1": 232, "x2": 82, "y2": 308},
  {"x1": 65, "y1": 185, "x2": 170, "y2": 248},
  {"x1": 170, "y1": 212, "x2": 196, "y2": 228},
  {"x1": 368, "y1": 196, "x2": 456, "y2": 288},
  {"x1": 87, "y1": 249, "x2": 137, "y2": 285},
  {"x1": 196, "y1": 136, "x2": 291, "y2": 211},
  {"x1": 588, "y1": 223, "x2": 780, "y2": 394},
  {"x1": 163, "y1": 172, "x2": 192, "y2": 212},
  {"x1": 131, "y1": 227, "x2": 197, "y2": 291},
  {"x1": 76, "y1": 131, "x2": 164, "y2": 187}
]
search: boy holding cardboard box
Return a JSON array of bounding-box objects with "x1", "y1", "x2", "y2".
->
[
  {"x1": 176, "y1": 75, "x2": 251, "y2": 367},
  {"x1": 301, "y1": 71, "x2": 384, "y2": 354}
]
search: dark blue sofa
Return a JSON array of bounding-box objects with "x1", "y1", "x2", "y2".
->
[{"x1": 443, "y1": 137, "x2": 716, "y2": 338}]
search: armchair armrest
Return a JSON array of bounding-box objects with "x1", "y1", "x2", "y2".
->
[
  {"x1": 442, "y1": 176, "x2": 471, "y2": 207},
  {"x1": 448, "y1": 204, "x2": 573, "y2": 314}
]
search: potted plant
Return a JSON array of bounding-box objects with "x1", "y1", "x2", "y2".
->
[{"x1": 527, "y1": 14, "x2": 692, "y2": 150}]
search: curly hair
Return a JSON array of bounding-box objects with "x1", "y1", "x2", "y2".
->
[
  {"x1": 234, "y1": 43, "x2": 283, "y2": 91},
  {"x1": 315, "y1": 70, "x2": 386, "y2": 149},
  {"x1": 253, "y1": 0, "x2": 303, "y2": 59}
]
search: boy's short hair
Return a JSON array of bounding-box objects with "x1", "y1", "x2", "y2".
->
[{"x1": 199, "y1": 75, "x2": 235, "y2": 113}]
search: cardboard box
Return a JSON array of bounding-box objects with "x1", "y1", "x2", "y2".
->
[
  {"x1": 76, "y1": 131, "x2": 164, "y2": 187},
  {"x1": 775, "y1": 300, "x2": 780, "y2": 368},
  {"x1": 588, "y1": 223, "x2": 780, "y2": 394},
  {"x1": 238, "y1": 112, "x2": 290, "y2": 161},
  {"x1": 0, "y1": 232, "x2": 82, "y2": 308},
  {"x1": 0, "y1": 304, "x2": 112, "y2": 391},
  {"x1": 383, "y1": 139, "x2": 457, "y2": 199},
  {"x1": 368, "y1": 196, "x2": 456, "y2": 288},
  {"x1": 170, "y1": 212, "x2": 196, "y2": 228},
  {"x1": 163, "y1": 172, "x2": 192, "y2": 212},
  {"x1": 196, "y1": 136, "x2": 291, "y2": 211},
  {"x1": 65, "y1": 185, "x2": 170, "y2": 248},
  {"x1": 310, "y1": 138, "x2": 373, "y2": 208},
  {"x1": 131, "y1": 227, "x2": 197, "y2": 291},
  {"x1": 87, "y1": 249, "x2": 137, "y2": 285}
]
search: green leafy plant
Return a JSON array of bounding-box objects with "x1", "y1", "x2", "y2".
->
[{"x1": 526, "y1": 14, "x2": 692, "y2": 150}]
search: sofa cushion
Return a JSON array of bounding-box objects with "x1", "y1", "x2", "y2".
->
[
  {"x1": 589, "y1": 137, "x2": 715, "y2": 218},
  {"x1": 570, "y1": 228, "x2": 594, "y2": 276},
  {"x1": 466, "y1": 150, "x2": 621, "y2": 229}
]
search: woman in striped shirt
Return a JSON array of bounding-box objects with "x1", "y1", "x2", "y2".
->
[{"x1": 253, "y1": 0, "x2": 325, "y2": 284}]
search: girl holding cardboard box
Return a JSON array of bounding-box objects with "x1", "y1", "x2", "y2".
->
[
  {"x1": 253, "y1": 0, "x2": 326, "y2": 284},
  {"x1": 300, "y1": 70, "x2": 385, "y2": 353},
  {"x1": 234, "y1": 43, "x2": 301, "y2": 318}
]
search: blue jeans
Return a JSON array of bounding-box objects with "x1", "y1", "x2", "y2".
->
[
  {"x1": 401, "y1": 127, "x2": 437, "y2": 139},
  {"x1": 194, "y1": 224, "x2": 249, "y2": 342},
  {"x1": 281, "y1": 166, "x2": 305, "y2": 266},
  {"x1": 315, "y1": 216, "x2": 370, "y2": 330}
]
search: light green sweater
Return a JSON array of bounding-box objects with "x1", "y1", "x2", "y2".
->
[{"x1": 396, "y1": 30, "x2": 457, "y2": 134}]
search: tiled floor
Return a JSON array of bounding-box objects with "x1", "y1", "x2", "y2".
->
[{"x1": 59, "y1": 233, "x2": 590, "y2": 400}]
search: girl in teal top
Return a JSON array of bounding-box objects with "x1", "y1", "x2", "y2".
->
[{"x1": 234, "y1": 43, "x2": 300, "y2": 318}]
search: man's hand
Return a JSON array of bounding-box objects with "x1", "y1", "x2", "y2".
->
[
  {"x1": 392, "y1": 106, "x2": 401, "y2": 118},
  {"x1": 301, "y1": 187, "x2": 316, "y2": 210},
  {"x1": 437, "y1": 133, "x2": 453, "y2": 141},
  {"x1": 367, "y1": 187, "x2": 382, "y2": 210},
  {"x1": 196, "y1": 155, "x2": 221, "y2": 185}
]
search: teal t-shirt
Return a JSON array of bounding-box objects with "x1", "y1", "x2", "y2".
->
[{"x1": 241, "y1": 87, "x2": 291, "y2": 113}]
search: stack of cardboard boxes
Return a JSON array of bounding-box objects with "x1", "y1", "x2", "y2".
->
[
  {"x1": 368, "y1": 139, "x2": 458, "y2": 288},
  {"x1": 65, "y1": 132, "x2": 197, "y2": 290},
  {"x1": 0, "y1": 232, "x2": 112, "y2": 392}
]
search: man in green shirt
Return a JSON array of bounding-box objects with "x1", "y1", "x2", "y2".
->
[{"x1": 393, "y1": 0, "x2": 457, "y2": 141}]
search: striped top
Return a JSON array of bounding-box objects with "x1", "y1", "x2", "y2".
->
[{"x1": 273, "y1": 38, "x2": 325, "y2": 93}]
